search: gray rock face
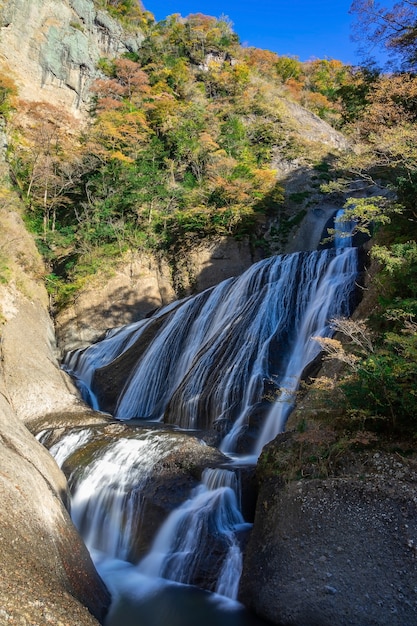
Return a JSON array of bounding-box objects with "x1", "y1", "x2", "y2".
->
[
  {"x1": 55, "y1": 237, "x2": 260, "y2": 353},
  {"x1": 0, "y1": 0, "x2": 144, "y2": 114},
  {"x1": 0, "y1": 388, "x2": 110, "y2": 624},
  {"x1": 240, "y1": 457, "x2": 417, "y2": 626},
  {"x1": 0, "y1": 192, "x2": 111, "y2": 621}
]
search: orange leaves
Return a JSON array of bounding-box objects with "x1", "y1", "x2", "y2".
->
[
  {"x1": 92, "y1": 58, "x2": 150, "y2": 111},
  {"x1": 244, "y1": 48, "x2": 280, "y2": 75},
  {"x1": 198, "y1": 131, "x2": 219, "y2": 152},
  {"x1": 113, "y1": 58, "x2": 150, "y2": 98},
  {"x1": 253, "y1": 168, "x2": 278, "y2": 193},
  {"x1": 91, "y1": 58, "x2": 153, "y2": 160},
  {"x1": 366, "y1": 74, "x2": 417, "y2": 129},
  {"x1": 92, "y1": 79, "x2": 126, "y2": 111},
  {"x1": 302, "y1": 91, "x2": 334, "y2": 117}
]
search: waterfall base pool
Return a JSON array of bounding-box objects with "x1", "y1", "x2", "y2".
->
[{"x1": 96, "y1": 554, "x2": 273, "y2": 626}]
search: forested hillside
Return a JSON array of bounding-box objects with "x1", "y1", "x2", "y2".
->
[{"x1": 1, "y1": 0, "x2": 416, "y2": 432}]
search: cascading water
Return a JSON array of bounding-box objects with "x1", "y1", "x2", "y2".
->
[
  {"x1": 63, "y1": 249, "x2": 357, "y2": 442},
  {"x1": 48, "y1": 210, "x2": 360, "y2": 623},
  {"x1": 138, "y1": 467, "x2": 248, "y2": 596}
]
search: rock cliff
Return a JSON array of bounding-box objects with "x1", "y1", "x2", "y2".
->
[
  {"x1": 1, "y1": 2, "x2": 414, "y2": 625},
  {"x1": 240, "y1": 446, "x2": 417, "y2": 626},
  {"x1": 0, "y1": 162, "x2": 111, "y2": 622},
  {"x1": 0, "y1": 0, "x2": 144, "y2": 115}
]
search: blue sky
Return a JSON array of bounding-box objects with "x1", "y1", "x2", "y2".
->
[{"x1": 144, "y1": 1, "x2": 360, "y2": 64}]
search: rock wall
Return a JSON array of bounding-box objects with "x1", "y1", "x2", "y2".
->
[
  {"x1": 0, "y1": 0, "x2": 144, "y2": 115},
  {"x1": 0, "y1": 387, "x2": 110, "y2": 624},
  {"x1": 0, "y1": 170, "x2": 111, "y2": 622},
  {"x1": 55, "y1": 237, "x2": 260, "y2": 352},
  {"x1": 240, "y1": 447, "x2": 417, "y2": 626}
]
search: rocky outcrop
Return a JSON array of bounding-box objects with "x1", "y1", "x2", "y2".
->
[
  {"x1": 0, "y1": 175, "x2": 111, "y2": 621},
  {"x1": 55, "y1": 237, "x2": 260, "y2": 352},
  {"x1": 0, "y1": 0, "x2": 144, "y2": 115},
  {"x1": 0, "y1": 202, "x2": 101, "y2": 424},
  {"x1": 280, "y1": 99, "x2": 350, "y2": 153},
  {"x1": 240, "y1": 446, "x2": 417, "y2": 626},
  {"x1": 0, "y1": 388, "x2": 110, "y2": 624}
]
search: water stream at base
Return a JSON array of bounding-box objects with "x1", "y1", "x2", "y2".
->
[{"x1": 48, "y1": 215, "x2": 359, "y2": 624}]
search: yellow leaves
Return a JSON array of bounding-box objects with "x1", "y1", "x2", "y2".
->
[
  {"x1": 253, "y1": 167, "x2": 276, "y2": 184},
  {"x1": 109, "y1": 151, "x2": 134, "y2": 164},
  {"x1": 144, "y1": 93, "x2": 179, "y2": 131},
  {"x1": 91, "y1": 107, "x2": 150, "y2": 161}
]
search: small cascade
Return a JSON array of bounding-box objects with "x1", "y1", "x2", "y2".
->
[
  {"x1": 49, "y1": 428, "x2": 92, "y2": 468},
  {"x1": 68, "y1": 432, "x2": 181, "y2": 561},
  {"x1": 334, "y1": 208, "x2": 355, "y2": 249},
  {"x1": 137, "y1": 467, "x2": 248, "y2": 599},
  {"x1": 216, "y1": 537, "x2": 243, "y2": 599}
]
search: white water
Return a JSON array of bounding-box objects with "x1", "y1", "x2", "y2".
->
[
  {"x1": 64, "y1": 248, "x2": 357, "y2": 444},
  {"x1": 137, "y1": 467, "x2": 248, "y2": 598},
  {"x1": 63, "y1": 300, "x2": 182, "y2": 410},
  {"x1": 69, "y1": 432, "x2": 181, "y2": 560},
  {"x1": 253, "y1": 246, "x2": 357, "y2": 455},
  {"x1": 49, "y1": 428, "x2": 93, "y2": 468},
  {"x1": 48, "y1": 429, "x2": 248, "y2": 600},
  {"x1": 53, "y1": 212, "x2": 359, "y2": 614}
]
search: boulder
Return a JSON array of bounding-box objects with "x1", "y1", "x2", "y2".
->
[
  {"x1": 240, "y1": 450, "x2": 417, "y2": 626},
  {"x1": 0, "y1": 387, "x2": 110, "y2": 624}
]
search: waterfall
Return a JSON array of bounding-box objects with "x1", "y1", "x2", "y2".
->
[
  {"x1": 48, "y1": 428, "x2": 93, "y2": 467},
  {"x1": 253, "y1": 246, "x2": 357, "y2": 455},
  {"x1": 63, "y1": 247, "x2": 358, "y2": 448},
  {"x1": 67, "y1": 431, "x2": 182, "y2": 560},
  {"x1": 51, "y1": 212, "x2": 359, "y2": 617},
  {"x1": 137, "y1": 467, "x2": 248, "y2": 599}
]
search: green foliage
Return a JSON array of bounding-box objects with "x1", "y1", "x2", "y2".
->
[
  {"x1": 0, "y1": 252, "x2": 10, "y2": 284},
  {"x1": 341, "y1": 325, "x2": 417, "y2": 433},
  {"x1": 93, "y1": 0, "x2": 153, "y2": 29},
  {"x1": 321, "y1": 227, "x2": 417, "y2": 434},
  {"x1": 0, "y1": 74, "x2": 17, "y2": 118},
  {"x1": 70, "y1": 20, "x2": 84, "y2": 32},
  {"x1": 10, "y1": 6, "x2": 364, "y2": 309},
  {"x1": 335, "y1": 67, "x2": 378, "y2": 124},
  {"x1": 343, "y1": 196, "x2": 402, "y2": 235},
  {"x1": 372, "y1": 241, "x2": 417, "y2": 279},
  {"x1": 288, "y1": 191, "x2": 311, "y2": 204},
  {"x1": 275, "y1": 56, "x2": 301, "y2": 82}
]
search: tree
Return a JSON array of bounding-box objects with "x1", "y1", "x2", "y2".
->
[
  {"x1": 350, "y1": 0, "x2": 417, "y2": 70},
  {"x1": 95, "y1": 0, "x2": 149, "y2": 27},
  {"x1": 9, "y1": 102, "x2": 86, "y2": 241}
]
